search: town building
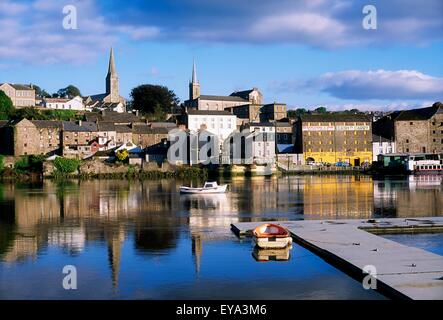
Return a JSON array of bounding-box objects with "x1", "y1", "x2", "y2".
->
[
  {"x1": 386, "y1": 103, "x2": 443, "y2": 154},
  {"x1": 62, "y1": 121, "x2": 99, "y2": 158},
  {"x1": 246, "y1": 123, "x2": 276, "y2": 164},
  {"x1": 0, "y1": 83, "x2": 35, "y2": 107},
  {"x1": 42, "y1": 96, "x2": 88, "y2": 111},
  {"x1": 132, "y1": 125, "x2": 169, "y2": 149},
  {"x1": 225, "y1": 104, "x2": 262, "y2": 125},
  {"x1": 2, "y1": 119, "x2": 62, "y2": 156},
  {"x1": 83, "y1": 48, "x2": 126, "y2": 113},
  {"x1": 295, "y1": 114, "x2": 373, "y2": 166},
  {"x1": 372, "y1": 134, "x2": 396, "y2": 162},
  {"x1": 184, "y1": 61, "x2": 261, "y2": 111},
  {"x1": 260, "y1": 103, "x2": 287, "y2": 122},
  {"x1": 185, "y1": 110, "x2": 237, "y2": 143}
]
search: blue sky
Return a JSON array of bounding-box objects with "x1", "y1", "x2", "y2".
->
[{"x1": 0, "y1": 0, "x2": 442, "y2": 111}]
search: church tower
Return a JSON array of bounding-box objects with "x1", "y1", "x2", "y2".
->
[
  {"x1": 106, "y1": 47, "x2": 120, "y2": 103},
  {"x1": 189, "y1": 59, "x2": 200, "y2": 101}
]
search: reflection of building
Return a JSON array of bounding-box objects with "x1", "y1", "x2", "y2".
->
[
  {"x1": 295, "y1": 114, "x2": 373, "y2": 165},
  {"x1": 303, "y1": 176, "x2": 373, "y2": 218}
]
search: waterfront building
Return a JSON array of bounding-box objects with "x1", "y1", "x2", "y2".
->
[
  {"x1": 185, "y1": 110, "x2": 237, "y2": 143},
  {"x1": 83, "y1": 48, "x2": 126, "y2": 113},
  {"x1": 225, "y1": 104, "x2": 262, "y2": 125},
  {"x1": 42, "y1": 96, "x2": 88, "y2": 111},
  {"x1": 295, "y1": 114, "x2": 373, "y2": 166},
  {"x1": 0, "y1": 83, "x2": 35, "y2": 107},
  {"x1": 247, "y1": 123, "x2": 276, "y2": 164},
  {"x1": 372, "y1": 134, "x2": 396, "y2": 161},
  {"x1": 2, "y1": 119, "x2": 62, "y2": 156},
  {"x1": 375, "y1": 103, "x2": 443, "y2": 154},
  {"x1": 62, "y1": 121, "x2": 99, "y2": 158}
]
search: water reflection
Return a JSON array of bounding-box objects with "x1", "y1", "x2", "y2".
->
[{"x1": 0, "y1": 175, "x2": 441, "y2": 298}]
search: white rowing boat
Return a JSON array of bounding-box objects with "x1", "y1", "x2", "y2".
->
[{"x1": 179, "y1": 181, "x2": 228, "y2": 194}]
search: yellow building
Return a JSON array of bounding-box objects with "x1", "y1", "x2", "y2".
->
[{"x1": 295, "y1": 114, "x2": 373, "y2": 166}]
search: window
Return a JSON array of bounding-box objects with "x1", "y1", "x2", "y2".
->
[
  {"x1": 406, "y1": 139, "x2": 409, "y2": 143},
  {"x1": 410, "y1": 122, "x2": 413, "y2": 125},
  {"x1": 406, "y1": 148, "x2": 409, "y2": 152}
]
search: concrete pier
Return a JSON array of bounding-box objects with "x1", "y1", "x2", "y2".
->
[{"x1": 231, "y1": 217, "x2": 443, "y2": 300}]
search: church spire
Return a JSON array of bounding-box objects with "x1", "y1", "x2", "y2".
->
[
  {"x1": 108, "y1": 47, "x2": 116, "y2": 75},
  {"x1": 192, "y1": 59, "x2": 198, "y2": 84}
]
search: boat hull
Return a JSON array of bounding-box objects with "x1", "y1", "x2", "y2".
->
[
  {"x1": 253, "y1": 236, "x2": 293, "y2": 249},
  {"x1": 179, "y1": 185, "x2": 228, "y2": 194},
  {"x1": 252, "y1": 223, "x2": 292, "y2": 249}
]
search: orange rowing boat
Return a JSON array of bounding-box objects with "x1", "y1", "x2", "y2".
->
[{"x1": 252, "y1": 223, "x2": 292, "y2": 249}]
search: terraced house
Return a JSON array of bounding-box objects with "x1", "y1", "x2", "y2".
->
[
  {"x1": 295, "y1": 114, "x2": 373, "y2": 166},
  {"x1": 0, "y1": 83, "x2": 35, "y2": 107}
]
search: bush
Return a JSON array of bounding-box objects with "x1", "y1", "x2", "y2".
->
[
  {"x1": 14, "y1": 156, "x2": 30, "y2": 173},
  {"x1": 54, "y1": 157, "x2": 80, "y2": 174},
  {"x1": 0, "y1": 155, "x2": 4, "y2": 173}
]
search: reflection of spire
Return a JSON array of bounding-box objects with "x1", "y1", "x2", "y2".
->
[
  {"x1": 107, "y1": 226, "x2": 124, "y2": 290},
  {"x1": 191, "y1": 234, "x2": 202, "y2": 275}
]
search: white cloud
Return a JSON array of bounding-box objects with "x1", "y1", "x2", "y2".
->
[{"x1": 276, "y1": 70, "x2": 443, "y2": 101}]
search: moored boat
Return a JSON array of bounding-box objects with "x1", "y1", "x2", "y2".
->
[
  {"x1": 179, "y1": 181, "x2": 228, "y2": 194},
  {"x1": 252, "y1": 223, "x2": 293, "y2": 249}
]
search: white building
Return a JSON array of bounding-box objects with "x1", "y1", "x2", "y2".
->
[
  {"x1": 248, "y1": 123, "x2": 276, "y2": 164},
  {"x1": 43, "y1": 96, "x2": 88, "y2": 111},
  {"x1": 186, "y1": 110, "x2": 237, "y2": 142},
  {"x1": 372, "y1": 134, "x2": 396, "y2": 162}
]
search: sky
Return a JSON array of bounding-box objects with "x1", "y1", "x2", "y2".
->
[{"x1": 0, "y1": 0, "x2": 442, "y2": 111}]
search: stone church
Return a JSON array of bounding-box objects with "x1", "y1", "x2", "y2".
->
[
  {"x1": 184, "y1": 61, "x2": 263, "y2": 111},
  {"x1": 84, "y1": 48, "x2": 126, "y2": 113}
]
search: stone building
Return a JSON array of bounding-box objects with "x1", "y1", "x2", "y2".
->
[
  {"x1": 260, "y1": 103, "x2": 287, "y2": 122},
  {"x1": 0, "y1": 83, "x2": 35, "y2": 107},
  {"x1": 275, "y1": 121, "x2": 294, "y2": 145},
  {"x1": 392, "y1": 103, "x2": 443, "y2": 154},
  {"x1": 3, "y1": 119, "x2": 62, "y2": 156},
  {"x1": 132, "y1": 125, "x2": 169, "y2": 148},
  {"x1": 62, "y1": 121, "x2": 99, "y2": 158},
  {"x1": 295, "y1": 114, "x2": 373, "y2": 166},
  {"x1": 225, "y1": 104, "x2": 262, "y2": 125},
  {"x1": 184, "y1": 61, "x2": 261, "y2": 111}
]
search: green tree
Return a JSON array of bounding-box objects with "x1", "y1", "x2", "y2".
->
[
  {"x1": 314, "y1": 106, "x2": 327, "y2": 114},
  {"x1": 56, "y1": 85, "x2": 81, "y2": 98},
  {"x1": 0, "y1": 90, "x2": 14, "y2": 120},
  {"x1": 288, "y1": 108, "x2": 308, "y2": 118},
  {"x1": 130, "y1": 84, "x2": 179, "y2": 116},
  {"x1": 32, "y1": 85, "x2": 51, "y2": 98},
  {"x1": 10, "y1": 107, "x2": 45, "y2": 120}
]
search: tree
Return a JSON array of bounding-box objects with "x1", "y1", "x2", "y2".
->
[
  {"x1": 288, "y1": 108, "x2": 308, "y2": 118},
  {"x1": 56, "y1": 85, "x2": 81, "y2": 98},
  {"x1": 10, "y1": 107, "x2": 44, "y2": 120},
  {"x1": 31, "y1": 85, "x2": 51, "y2": 98},
  {"x1": 130, "y1": 84, "x2": 179, "y2": 116},
  {"x1": 0, "y1": 91, "x2": 14, "y2": 120},
  {"x1": 314, "y1": 106, "x2": 327, "y2": 114}
]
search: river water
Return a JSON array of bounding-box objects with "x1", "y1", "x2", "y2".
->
[{"x1": 0, "y1": 175, "x2": 442, "y2": 299}]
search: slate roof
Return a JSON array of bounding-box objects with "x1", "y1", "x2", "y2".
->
[
  {"x1": 132, "y1": 125, "x2": 169, "y2": 134},
  {"x1": 0, "y1": 83, "x2": 34, "y2": 91},
  {"x1": 198, "y1": 95, "x2": 248, "y2": 102},
  {"x1": 85, "y1": 111, "x2": 142, "y2": 123},
  {"x1": 31, "y1": 120, "x2": 63, "y2": 129},
  {"x1": 394, "y1": 105, "x2": 440, "y2": 121},
  {"x1": 62, "y1": 121, "x2": 96, "y2": 132}
]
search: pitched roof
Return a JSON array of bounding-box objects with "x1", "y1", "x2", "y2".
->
[
  {"x1": 300, "y1": 113, "x2": 372, "y2": 122},
  {"x1": 62, "y1": 121, "x2": 96, "y2": 132},
  {"x1": 31, "y1": 120, "x2": 62, "y2": 129},
  {"x1": 230, "y1": 89, "x2": 253, "y2": 100},
  {"x1": 9, "y1": 84, "x2": 34, "y2": 91},
  {"x1": 394, "y1": 105, "x2": 440, "y2": 121},
  {"x1": 85, "y1": 111, "x2": 142, "y2": 123},
  {"x1": 115, "y1": 124, "x2": 132, "y2": 133},
  {"x1": 198, "y1": 94, "x2": 248, "y2": 102},
  {"x1": 132, "y1": 124, "x2": 169, "y2": 134}
]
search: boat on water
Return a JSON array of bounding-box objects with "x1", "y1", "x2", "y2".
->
[
  {"x1": 179, "y1": 181, "x2": 228, "y2": 194},
  {"x1": 253, "y1": 223, "x2": 293, "y2": 249}
]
